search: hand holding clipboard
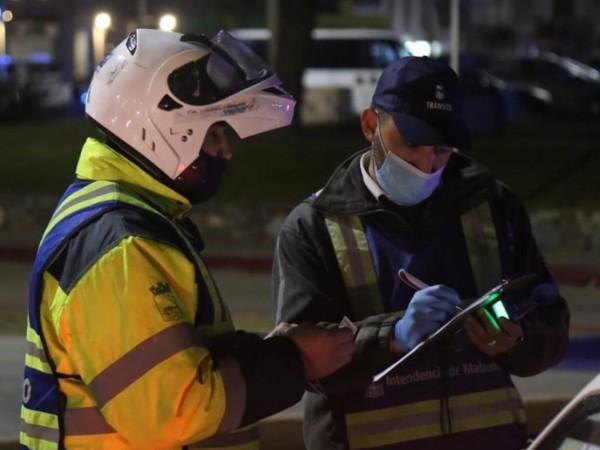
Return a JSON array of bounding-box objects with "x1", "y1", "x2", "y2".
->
[{"x1": 373, "y1": 271, "x2": 540, "y2": 382}]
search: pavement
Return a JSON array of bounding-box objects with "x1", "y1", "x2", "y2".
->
[{"x1": 1, "y1": 245, "x2": 600, "y2": 448}]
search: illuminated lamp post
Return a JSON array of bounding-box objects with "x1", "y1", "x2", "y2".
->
[
  {"x1": 93, "y1": 12, "x2": 111, "y2": 65},
  {"x1": 0, "y1": 9, "x2": 14, "y2": 55}
]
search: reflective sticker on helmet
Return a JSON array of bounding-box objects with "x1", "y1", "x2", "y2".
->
[
  {"x1": 219, "y1": 99, "x2": 259, "y2": 116},
  {"x1": 99, "y1": 57, "x2": 127, "y2": 86},
  {"x1": 126, "y1": 31, "x2": 138, "y2": 55},
  {"x1": 172, "y1": 98, "x2": 259, "y2": 123}
]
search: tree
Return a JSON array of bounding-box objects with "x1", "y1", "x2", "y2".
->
[{"x1": 272, "y1": 0, "x2": 318, "y2": 130}]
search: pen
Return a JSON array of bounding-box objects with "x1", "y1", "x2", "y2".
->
[
  {"x1": 398, "y1": 269, "x2": 463, "y2": 312},
  {"x1": 398, "y1": 269, "x2": 429, "y2": 290}
]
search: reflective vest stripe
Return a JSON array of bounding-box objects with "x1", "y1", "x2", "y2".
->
[
  {"x1": 48, "y1": 183, "x2": 116, "y2": 224},
  {"x1": 325, "y1": 215, "x2": 384, "y2": 317},
  {"x1": 88, "y1": 322, "x2": 203, "y2": 408},
  {"x1": 461, "y1": 201, "x2": 501, "y2": 294},
  {"x1": 42, "y1": 182, "x2": 151, "y2": 243},
  {"x1": 20, "y1": 409, "x2": 59, "y2": 445},
  {"x1": 19, "y1": 430, "x2": 59, "y2": 450},
  {"x1": 189, "y1": 423, "x2": 260, "y2": 449},
  {"x1": 64, "y1": 407, "x2": 116, "y2": 435},
  {"x1": 25, "y1": 341, "x2": 50, "y2": 373},
  {"x1": 325, "y1": 202, "x2": 502, "y2": 318},
  {"x1": 215, "y1": 358, "x2": 247, "y2": 434},
  {"x1": 59, "y1": 362, "x2": 248, "y2": 438},
  {"x1": 346, "y1": 388, "x2": 525, "y2": 449}
]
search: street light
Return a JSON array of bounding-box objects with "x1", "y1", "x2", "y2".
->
[
  {"x1": 1, "y1": 10, "x2": 13, "y2": 22},
  {"x1": 0, "y1": 9, "x2": 12, "y2": 55},
  {"x1": 93, "y1": 12, "x2": 111, "y2": 65},
  {"x1": 94, "y1": 12, "x2": 111, "y2": 30},
  {"x1": 158, "y1": 14, "x2": 177, "y2": 32}
]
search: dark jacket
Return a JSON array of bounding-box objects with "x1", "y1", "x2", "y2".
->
[{"x1": 272, "y1": 149, "x2": 570, "y2": 450}]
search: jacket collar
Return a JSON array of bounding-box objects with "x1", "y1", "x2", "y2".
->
[
  {"x1": 311, "y1": 148, "x2": 497, "y2": 217},
  {"x1": 75, "y1": 138, "x2": 191, "y2": 218}
]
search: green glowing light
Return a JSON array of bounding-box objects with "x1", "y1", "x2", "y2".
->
[
  {"x1": 487, "y1": 292, "x2": 501, "y2": 302},
  {"x1": 491, "y1": 300, "x2": 510, "y2": 321}
]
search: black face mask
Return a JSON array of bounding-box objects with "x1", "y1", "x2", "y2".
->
[{"x1": 179, "y1": 151, "x2": 228, "y2": 204}]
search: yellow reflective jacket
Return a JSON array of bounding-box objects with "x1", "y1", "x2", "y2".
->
[{"x1": 21, "y1": 139, "x2": 305, "y2": 450}]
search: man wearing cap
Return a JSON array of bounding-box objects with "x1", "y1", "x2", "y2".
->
[{"x1": 271, "y1": 56, "x2": 569, "y2": 449}]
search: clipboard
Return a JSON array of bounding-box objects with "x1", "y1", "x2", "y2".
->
[{"x1": 372, "y1": 274, "x2": 538, "y2": 383}]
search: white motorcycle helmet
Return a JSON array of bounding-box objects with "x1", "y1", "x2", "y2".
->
[{"x1": 86, "y1": 28, "x2": 296, "y2": 179}]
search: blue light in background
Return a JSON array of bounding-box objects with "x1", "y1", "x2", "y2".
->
[{"x1": 80, "y1": 90, "x2": 88, "y2": 105}]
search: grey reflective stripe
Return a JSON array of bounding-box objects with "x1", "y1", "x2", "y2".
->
[
  {"x1": 325, "y1": 202, "x2": 501, "y2": 319},
  {"x1": 21, "y1": 419, "x2": 60, "y2": 444},
  {"x1": 325, "y1": 215, "x2": 383, "y2": 317},
  {"x1": 348, "y1": 396, "x2": 523, "y2": 437},
  {"x1": 215, "y1": 357, "x2": 247, "y2": 434},
  {"x1": 461, "y1": 201, "x2": 502, "y2": 296},
  {"x1": 26, "y1": 340, "x2": 48, "y2": 363},
  {"x1": 189, "y1": 424, "x2": 259, "y2": 448},
  {"x1": 346, "y1": 388, "x2": 525, "y2": 448},
  {"x1": 88, "y1": 323, "x2": 203, "y2": 408},
  {"x1": 64, "y1": 407, "x2": 116, "y2": 435},
  {"x1": 50, "y1": 183, "x2": 117, "y2": 221}
]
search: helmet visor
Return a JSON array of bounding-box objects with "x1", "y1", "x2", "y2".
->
[{"x1": 168, "y1": 30, "x2": 273, "y2": 106}]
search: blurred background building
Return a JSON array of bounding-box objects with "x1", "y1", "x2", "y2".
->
[
  {"x1": 0, "y1": 0, "x2": 599, "y2": 124},
  {"x1": 2, "y1": 0, "x2": 600, "y2": 81}
]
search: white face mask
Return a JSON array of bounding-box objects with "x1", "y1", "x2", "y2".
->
[{"x1": 374, "y1": 122, "x2": 443, "y2": 206}]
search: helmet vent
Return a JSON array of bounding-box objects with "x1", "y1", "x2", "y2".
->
[
  {"x1": 262, "y1": 86, "x2": 288, "y2": 96},
  {"x1": 141, "y1": 128, "x2": 156, "y2": 152},
  {"x1": 126, "y1": 31, "x2": 138, "y2": 55},
  {"x1": 158, "y1": 95, "x2": 183, "y2": 111}
]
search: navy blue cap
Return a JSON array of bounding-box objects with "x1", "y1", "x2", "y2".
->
[{"x1": 372, "y1": 56, "x2": 471, "y2": 149}]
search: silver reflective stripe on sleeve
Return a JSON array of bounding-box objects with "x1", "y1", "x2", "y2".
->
[
  {"x1": 215, "y1": 357, "x2": 247, "y2": 434},
  {"x1": 64, "y1": 407, "x2": 116, "y2": 435},
  {"x1": 87, "y1": 322, "x2": 203, "y2": 408}
]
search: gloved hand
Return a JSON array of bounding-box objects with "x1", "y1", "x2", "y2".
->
[{"x1": 394, "y1": 285, "x2": 461, "y2": 351}]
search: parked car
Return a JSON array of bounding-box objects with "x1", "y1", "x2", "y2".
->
[
  {"x1": 11, "y1": 59, "x2": 75, "y2": 117},
  {"x1": 527, "y1": 371, "x2": 600, "y2": 449},
  {"x1": 0, "y1": 77, "x2": 27, "y2": 121},
  {"x1": 0, "y1": 55, "x2": 75, "y2": 120},
  {"x1": 229, "y1": 28, "x2": 411, "y2": 124},
  {"x1": 480, "y1": 51, "x2": 600, "y2": 117}
]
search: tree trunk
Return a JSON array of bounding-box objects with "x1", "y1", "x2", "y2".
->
[{"x1": 273, "y1": 0, "x2": 318, "y2": 131}]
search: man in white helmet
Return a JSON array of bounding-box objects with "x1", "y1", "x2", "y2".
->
[{"x1": 20, "y1": 29, "x2": 355, "y2": 450}]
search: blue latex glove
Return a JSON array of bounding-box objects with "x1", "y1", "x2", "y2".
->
[{"x1": 394, "y1": 285, "x2": 461, "y2": 351}]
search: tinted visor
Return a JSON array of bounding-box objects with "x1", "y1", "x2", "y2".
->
[{"x1": 168, "y1": 30, "x2": 273, "y2": 106}]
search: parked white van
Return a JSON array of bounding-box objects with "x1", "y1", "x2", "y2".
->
[{"x1": 229, "y1": 28, "x2": 410, "y2": 124}]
